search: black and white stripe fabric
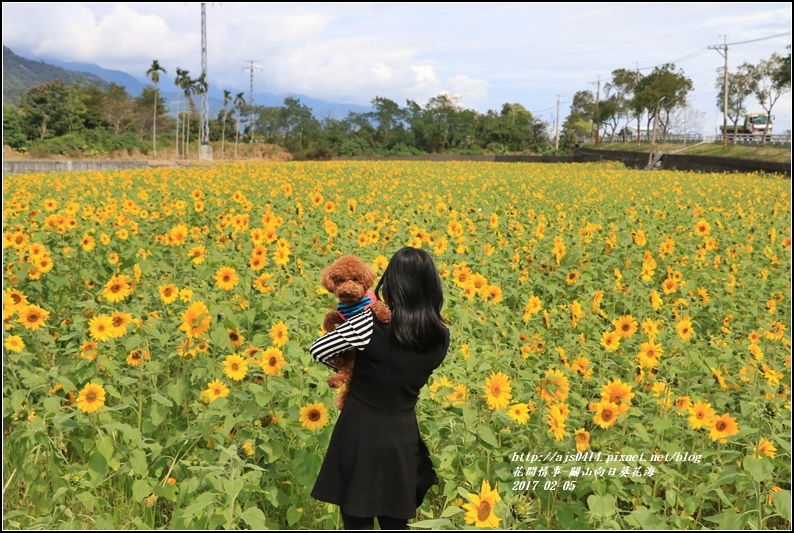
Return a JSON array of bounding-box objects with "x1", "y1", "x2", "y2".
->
[{"x1": 310, "y1": 309, "x2": 374, "y2": 371}]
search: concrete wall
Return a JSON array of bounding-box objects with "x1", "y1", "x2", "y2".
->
[
  {"x1": 3, "y1": 160, "x2": 148, "y2": 174},
  {"x1": 4, "y1": 152, "x2": 789, "y2": 176},
  {"x1": 575, "y1": 148, "x2": 790, "y2": 176}
]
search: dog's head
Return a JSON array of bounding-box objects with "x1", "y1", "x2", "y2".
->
[{"x1": 321, "y1": 255, "x2": 376, "y2": 304}]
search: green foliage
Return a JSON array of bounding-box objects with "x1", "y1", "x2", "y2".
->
[{"x1": 3, "y1": 106, "x2": 28, "y2": 150}]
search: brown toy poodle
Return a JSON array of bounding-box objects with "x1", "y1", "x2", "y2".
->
[{"x1": 321, "y1": 255, "x2": 391, "y2": 409}]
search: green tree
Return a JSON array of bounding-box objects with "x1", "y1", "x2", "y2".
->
[
  {"x1": 561, "y1": 90, "x2": 596, "y2": 140},
  {"x1": 279, "y1": 97, "x2": 320, "y2": 152},
  {"x1": 19, "y1": 79, "x2": 71, "y2": 140},
  {"x1": 233, "y1": 92, "x2": 245, "y2": 159},
  {"x1": 716, "y1": 63, "x2": 754, "y2": 144},
  {"x1": 748, "y1": 50, "x2": 791, "y2": 145},
  {"x1": 3, "y1": 106, "x2": 28, "y2": 150},
  {"x1": 102, "y1": 83, "x2": 134, "y2": 135},
  {"x1": 146, "y1": 59, "x2": 166, "y2": 158},
  {"x1": 633, "y1": 63, "x2": 693, "y2": 141},
  {"x1": 220, "y1": 89, "x2": 232, "y2": 159},
  {"x1": 173, "y1": 67, "x2": 190, "y2": 158},
  {"x1": 194, "y1": 73, "x2": 208, "y2": 148},
  {"x1": 134, "y1": 87, "x2": 168, "y2": 144},
  {"x1": 606, "y1": 68, "x2": 641, "y2": 140},
  {"x1": 369, "y1": 96, "x2": 405, "y2": 146}
]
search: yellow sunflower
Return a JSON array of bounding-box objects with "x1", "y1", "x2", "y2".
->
[
  {"x1": 687, "y1": 399, "x2": 715, "y2": 430},
  {"x1": 299, "y1": 402, "x2": 329, "y2": 431},
  {"x1": 600, "y1": 330, "x2": 621, "y2": 352},
  {"x1": 676, "y1": 316, "x2": 694, "y2": 341},
  {"x1": 523, "y1": 295, "x2": 542, "y2": 321},
  {"x1": 202, "y1": 379, "x2": 230, "y2": 402},
  {"x1": 214, "y1": 266, "x2": 239, "y2": 291},
  {"x1": 462, "y1": 479, "x2": 501, "y2": 529},
  {"x1": 76, "y1": 382, "x2": 107, "y2": 414},
  {"x1": 159, "y1": 283, "x2": 179, "y2": 304},
  {"x1": 102, "y1": 275, "x2": 133, "y2": 303},
  {"x1": 537, "y1": 369, "x2": 569, "y2": 404},
  {"x1": 592, "y1": 400, "x2": 620, "y2": 429},
  {"x1": 507, "y1": 403, "x2": 530, "y2": 425},
  {"x1": 228, "y1": 328, "x2": 245, "y2": 348},
  {"x1": 600, "y1": 379, "x2": 634, "y2": 412},
  {"x1": 5, "y1": 335, "x2": 24, "y2": 353},
  {"x1": 126, "y1": 348, "x2": 150, "y2": 367},
  {"x1": 613, "y1": 315, "x2": 638, "y2": 339},
  {"x1": 270, "y1": 320, "x2": 289, "y2": 347},
  {"x1": 180, "y1": 301, "x2": 212, "y2": 338},
  {"x1": 18, "y1": 304, "x2": 50, "y2": 331},
  {"x1": 754, "y1": 437, "x2": 777, "y2": 459},
  {"x1": 483, "y1": 371, "x2": 512, "y2": 411},
  {"x1": 223, "y1": 354, "x2": 248, "y2": 382},
  {"x1": 260, "y1": 347, "x2": 285, "y2": 376},
  {"x1": 109, "y1": 311, "x2": 133, "y2": 338},
  {"x1": 709, "y1": 413, "x2": 739, "y2": 442},
  {"x1": 253, "y1": 273, "x2": 275, "y2": 293},
  {"x1": 574, "y1": 428, "x2": 590, "y2": 452},
  {"x1": 88, "y1": 314, "x2": 114, "y2": 342}
]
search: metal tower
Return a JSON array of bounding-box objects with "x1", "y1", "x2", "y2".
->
[{"x1": 198, "y1": 2, "x2": 212, "y2": 160}]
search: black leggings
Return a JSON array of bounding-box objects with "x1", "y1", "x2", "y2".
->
[{"x1": 341, "y1": 510, "x2": 409, "y2": 530}]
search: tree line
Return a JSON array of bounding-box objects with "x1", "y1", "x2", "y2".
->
[
  {"x1": 561, "y1": 47, "x2": 790, "y2": 145},
  {"x1": 4, "y1": 49, "x2": 789, "y2": 159}
]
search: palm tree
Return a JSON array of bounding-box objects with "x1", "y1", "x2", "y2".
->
[
  {"x1": 177, "y1": 71, "x2": 196, "y2": 159},
  {"x1": 193, "y1": 73, "x2": 208, "y2": 151},
  {"x1": 146, "y1": 59, "x2": 167, "y2": 159},
  {"x1": 173, "y1": 68, "x2": 189, "y2": 159},
  {"x1": 221, "y1": 89, "x2": 232, "y2": 159},
  {"x1": 233, "y1": 92, "x2": 246, "y2": 159}
]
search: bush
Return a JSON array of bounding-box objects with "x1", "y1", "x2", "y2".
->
[{"x1": 339, "y1": 137, "x2": 372, "y2": 157}]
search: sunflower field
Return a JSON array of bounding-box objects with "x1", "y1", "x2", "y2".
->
[{"x1": 2, "y1": 161, "x2": 791, "y2": 530}]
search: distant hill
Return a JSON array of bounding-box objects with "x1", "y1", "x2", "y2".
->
[
  {"x1": 3, "y1": 46, "x2": 371, "y2": 119},
  {"x1": 41, "y1": 56, "x2": 145, "y2": 95},
  {"x1": 2, "y1": 46, "x2": 107, "y2": 106}
]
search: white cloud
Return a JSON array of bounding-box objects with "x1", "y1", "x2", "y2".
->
[{"x1": 2, "y1": 2, "x2": 790, "y2": 132}]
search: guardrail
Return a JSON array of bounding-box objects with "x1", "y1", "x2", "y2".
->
[{"x1": 579, "y1": 134, "x2": 791, "y2": 148}]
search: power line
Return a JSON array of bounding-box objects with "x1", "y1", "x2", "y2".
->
[{"x1": 727, "y1": 31, "x2": 791, "y2": 47}]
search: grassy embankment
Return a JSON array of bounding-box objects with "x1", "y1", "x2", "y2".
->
[{"x1": 586, "y1": 141, "x2": 791, "y2": 164}]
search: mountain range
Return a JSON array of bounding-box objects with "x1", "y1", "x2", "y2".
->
[{"x1": 2, "y1": 46, "x2": 370, "y2": 120}]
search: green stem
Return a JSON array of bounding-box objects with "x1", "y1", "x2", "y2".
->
[{"x1": 137, "y1": 363, "x2": 144, "y2": 432}]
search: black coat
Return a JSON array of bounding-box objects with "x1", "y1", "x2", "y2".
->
[{"x1": 310, "y1": 311, "x2": 449, "y2": 518}]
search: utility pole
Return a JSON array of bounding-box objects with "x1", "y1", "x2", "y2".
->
[
  {"x1": 243, "y1": 61, "x2": 262, "y2": 141},
  {"x1": 647, "y1": 96, "x2": 665, "y2": 168},
  {"x1": 555, "y1": 95, "x2": 561, "y2": 151},
  {"x1": 708, "y1": 35, "x2": 729, "y2": 150},
  {"x1": 635, "y1": 62, "x2": 642, "y2": 145},
  {"x1": 588, "y1": 76, "x2": 601, "y2": 144},
  {"x1": 198, "y1": 3, "x2": 213, "y2": 160}
]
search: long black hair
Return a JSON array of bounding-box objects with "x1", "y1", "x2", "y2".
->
[{"x1": 374, "y1": 247, "x2": 447, "y2": 352}]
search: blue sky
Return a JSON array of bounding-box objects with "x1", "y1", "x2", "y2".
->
[{"x1": 3, "y1": 2, "x2": 791, "y2": 135}]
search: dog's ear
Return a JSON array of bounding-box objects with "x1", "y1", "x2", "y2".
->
[
  {"x1": 321, "y1": 263, "x2": 337, "y2": 291},
  {"x1": 360, "y1": 261, "x2": 376, "y2": 288}
]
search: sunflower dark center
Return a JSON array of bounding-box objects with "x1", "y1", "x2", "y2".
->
[
  {"x1": 477, "y1": 501, "x2": 492, "y2": 522},
  {"x1": 309, "y1": 410, "x2": 320, "y2": 422},
  {"x1": 86, "y1": 392, "x2": 96, "y2": 402}
]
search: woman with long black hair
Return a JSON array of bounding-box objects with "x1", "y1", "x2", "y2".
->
[{"x1": 309, "y1": 247, "x2": 450, "y2": 530}]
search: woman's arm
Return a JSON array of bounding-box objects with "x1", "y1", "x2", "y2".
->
[{"x1": 310, "y1": 309, "x2": 374, "y2": 370}]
